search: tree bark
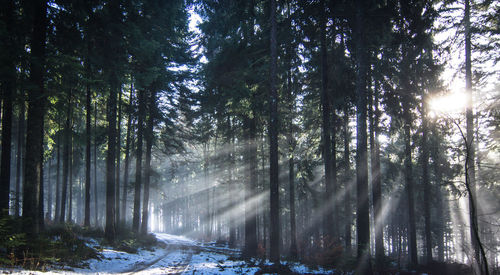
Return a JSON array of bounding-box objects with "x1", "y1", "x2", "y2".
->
[
  {"x1": 68, "y1": 141, "x2": 73, "y2": 222},
  {"x1": 228, "y1": 116, "x2": 236, "y2": 247},
  {"x1": 464, "y1": 0, "x2": 481, "y2": 270},
  {"x1": 370, "y1": 79, "x2": 384, "y2": 267},
  {"x1": 105, "y1": 77, "x2": 118, "y2": 242},
  {"x1": 39, "y1": 138, "x2": 44, "y2": 231},
  {"x1": 288, "y1": 145, "x2": 297, "y2": 259},
  {"x1": 121, "y1": 85, "x2": 134, "y2": 223},
  {"x1": 133, "y1": 89, "x2": 145, "y2": 233},
  {"x1": 15, "y1": 98, "x2": 25, "y2": 218},
  {"x1": 421, "y1": 100, "x2": 432, "y2": 263},
  {"x1": 55, "y1": 125, "x2": 61, "y2": 221},
  {"x1": 403, "y1": 99, "x2": 418, "y2": 267},
  {"x1": 354, "y1": 0, "x2": 371, "y2": 272},
  {"x1": 319, "y1": 0, "x2": 334, "y2": 240},
  {"x1": 269, "y1": 0, "x2": 280, "y2": 263},
  {"x1": 94, "y1": 101, "x2": 98, "y2": 226},
  {"x1": 0, "y1": 0, "x2": 15, "y2": 216},
  {"x1": 60, "y1": 92, "x2": 72, "y2": 223},
  {"x1": 84, "y1": 60, "x2": 91, "y2": 227},
  {"x1": 431, "y1": 125, "x2": 445, "y2": 262},
  {"x1": 286, "y1": 28, "x2": 298, "y2": 259},
  {"x1": 343, "y1": 105, "x2": 352, "y2": 253},
  {"x1": 115, "y1": 89, "x2": 122, "y2": 225},
  {"x1": 23, "y1": 0, "x2": 47, "y2": 235},
  {"x1": 244, "y1": 115, "x2": 258, "y2": 257},
  {"x1": 141, "y1": 90, "x2": 155, "y2": 235},
  {"x1": 47, "y1": 157, "x2": 52, "y2": 220}
]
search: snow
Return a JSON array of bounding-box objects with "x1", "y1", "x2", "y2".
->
[
  {"x1": 0, "y1": 233, "x2": 332, "y2": 274},
  {"x1": 154, "y1": 233, "x2": 196, "y2": 246}
]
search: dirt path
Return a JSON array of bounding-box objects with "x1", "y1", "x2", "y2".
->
[
  {"x1": 123, "y1": 246, "x2": 173, "y2": 274},
  {"x1": 168, "y1": 250, "x2": 193, "y2": 275},
  {"x1": 120, "y1": 235, "x2": 240, "y2": 274},
  {"x1": 123, "y1": 243, "x2": 195, "y2": 274}
]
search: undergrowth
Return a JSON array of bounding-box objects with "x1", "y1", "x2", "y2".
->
[
  {"x1": 0, "y1": 216, "x2": 98, "y2": 270},
  {"x1": 0, "y1": 216, "x2": 161, "y2": 271},
  {"x1": 112, "y1": 226, "x2": 160, "y2": 253}
]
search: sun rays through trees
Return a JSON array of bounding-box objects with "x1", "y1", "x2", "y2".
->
[{"x1": 0, "y1": 0, "x2": 499, "y2": 273}]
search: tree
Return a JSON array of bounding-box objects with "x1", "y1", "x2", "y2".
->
[
  {"x1": 141, "y1": 90, "x2": 156, "y2": 234},
  {"x1": 23, "y1": 0, "x2": 48, "y2": 234},
  {"x1": 421, "y1": 98, "x2": 432, "y2": 263},
  {"x1": 115, "y1": 90, "x2": 122, "y2": 226},
  {"x1": 319, "y1": 0, "x2": 334, "y2": 239},
  {"x1": 0, "y1": 0, "x2": 16, "y2": 216},
  {"x1": 60, "y1": 92, "x2": 72, "y2": 223},
  {"x1": 121, "y1": 86, "x2": 134, "y2": 223},
  {"x1": 269, "y1": 0, "x2": 280, "y2": 264},
  {"x1": 84, "y1": 52, "x2": 91, "y2": 227},
  {"x1": 105, "y1": 78, "x2": 118, "y2": 242},
  {"x1": 15, "y1": 96, "x2": 26, "y2": 218},
  {"x1": 353, "y1": 0, "x2": 371, "y2": 272},
  {"x1": 464, "y1": 1, "x2": 484, "y2": 273},
  {"x1": 369, "y1": 78, "x2": 383, "y2": 266},
  {"x1": 102, "y1": 0, "x2": 125, "y2": 242},
  {"x1": 133, "y1": 89, "x2": 145, "y2": 233}
]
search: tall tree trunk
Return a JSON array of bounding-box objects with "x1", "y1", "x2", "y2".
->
[
  {"x1": 288, "y1": 141, "x2": 297, "y2": 259},
  {"x1": 15, "y1": 98, "x2": 25, "y2": 218},
  {"x1": 319, "y1": 0, "x2": 334, "y2": 239},
  {"x1": 403, "y1": 99, "x2": 418, "y2": 267},
  {"x1": 431, "y1": 125, "x2": 445, "y2": 262},
  {"x1": 39, "y1": 140, "x2": 44, "y2": 231},
  {"x1": 23, "y1": 0, "x2": 47, "y2": 235},
  {"x1": 60, "y1": 92, "x2": 72, "y2": 223},
  {"x1": 343, "y1": 105, "x2": 352, "y2": 253},
  {"x1": 399, "y1": 14, "x2": 418, "y2": 265},
  {"x1": 244, "y1": 115, "x2": 258, "y2": 257},
  {"x1": 68, "y1": 140, "x2": 73, "y2": 222},
  {"x1": 331, "y1": 112, "x2": 338, "y2": 238},
  {"x1": 0, "y1": 0, "x2": 15, "y2": 216},
  {"x1": 269, "y1": 0, "x2": 280, "y2": 263},
  {"x1": 105, "y1": 77, "x2": 118, "y2": 242},
  {"x1": 228, "y1": 116, "x2": 236, "y2": 247},
  {"x1": 133, "y1": 89, "x2": 145, "y2": 233},
  {"x1": 47, "y1": 157, "x2": 52, "y2": 220},
  {"x1": 84, "y1": 57, "x2": 92, "y2": 227},
  {"x1": 121, "y1": 86, "x2": 134, "y2": 223},
  {"x1": 55, "y1": 126, "x2": 61, "y2": 221},
  {"x1": 464, "y1": 1, "x2": 483, "y2": 273},
  {"x1": 370, "y1": 80, "x2": 384, "y2": 267},
  {"x1": 286, "y1": 32, "x2": 298, "y2": 259},
  {"x1": 141, "y1": 90, "x2": 155, "y2": 235},
  {"x1": 421, "y1": 100, "x2": 432, "y2": 263},
  {"x1": 203, "y1": 142, "x2": 211, "y2": 238},
  {"x1": 94, "y1": 101, "x2": 98, "y2": 226},
  {"x1": 115, "y1": 89, "x2": 122, "y2": 225},
  {"x1": 354, "y1": 0, "x2": 371, "y2": 272}
]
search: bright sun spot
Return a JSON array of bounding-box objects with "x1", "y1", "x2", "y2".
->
[{"x1": 429, "y1": 92, "x2": 468, "y2": 116}]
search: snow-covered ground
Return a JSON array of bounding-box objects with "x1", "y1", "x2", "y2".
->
[{"x1": 0, "y1": 233, "x2": 331, "y2": 274}]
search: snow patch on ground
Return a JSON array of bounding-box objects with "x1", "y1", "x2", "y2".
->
[
  {"x1": 188, "y1": 251, "x2": 259, "y2": 274},
  {"x1": 0, "y1": 233, "x2": 333, "y2": 274},
  {"x1": 154, "y1": 233, "x2": 196, "y2": 246}
]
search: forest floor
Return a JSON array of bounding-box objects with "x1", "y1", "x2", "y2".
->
[{"x1": 0, "y1": 233, "x2": 331, "y2": 274}]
